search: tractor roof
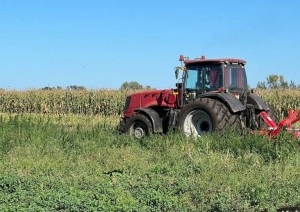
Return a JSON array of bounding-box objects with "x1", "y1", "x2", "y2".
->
[{"x1": 180, "y1": 55, "x2": 246, "y2": 66}]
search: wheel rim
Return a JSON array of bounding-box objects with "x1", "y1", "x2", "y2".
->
[
  {"x1": 130, "y1": 122, "x2": 147, "y2": 138},
  {"x1": 183, "y1": 110, "x2": 212, "y2": 137},
  {"x1": 134, "y1": 126, "x2": 145, "y2": 138}
]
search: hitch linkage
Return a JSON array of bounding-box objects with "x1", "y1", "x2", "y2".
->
[{"x1": 259, "y1": 110, "x2": 300, "y2": 139}]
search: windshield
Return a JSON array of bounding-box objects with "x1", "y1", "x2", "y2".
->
[
  {"x1": 184, "y1": 65, "x2": 222, "y2": 92},
  {"x1": 184, "y1": 64, "x2": 247, "y2": 93}
]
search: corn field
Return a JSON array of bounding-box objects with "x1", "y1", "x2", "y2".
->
[
  {"x1": 0, "y1": 89, "x2": 130, "y2": 116},
  {"x1": 256, "y1": 89, "x2": 300, "y2": 119},
  {"x1": 0, "y1": 89, "x2": 299, "y2": 118}
]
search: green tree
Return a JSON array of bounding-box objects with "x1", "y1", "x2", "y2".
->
[
  {"x1": 256, "y1": 81, "x2": 267, "y2": 89},
  {"x1": 119, "y1": 81, "x2": 143, "y2": 90},
  {"x1": 257, "y1": 74, "x2": 291, "y2": 89},
  {"x1": 289, "y1": 80, "x2": 297, "y2": 89},
  {"x1": 67, "y1": 85, "x2": 86, "y2": 90}
]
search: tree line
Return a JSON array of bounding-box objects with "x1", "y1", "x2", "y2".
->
[
  {"x1": 1, "y1": 76, "x2": 298, "y2": 91},
  {"x1": 256, "y1": 74, "x2": 300, "y2": 89}
]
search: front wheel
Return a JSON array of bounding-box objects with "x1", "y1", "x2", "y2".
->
[{"x1": 122, "y1": 113, "x2": 153, "y2": 139}]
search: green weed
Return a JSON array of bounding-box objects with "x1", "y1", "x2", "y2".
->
[{"x1": 0, "y1": 114, "x2": 299, "y2": 211}]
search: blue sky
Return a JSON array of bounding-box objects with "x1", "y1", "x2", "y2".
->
[{"x1": 1, "y1": 1, "x2": 299, "y2": 90}]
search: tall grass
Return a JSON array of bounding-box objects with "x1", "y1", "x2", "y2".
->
[{"x1": 0, "y1": 113, "x2": 299, "y2": 211}]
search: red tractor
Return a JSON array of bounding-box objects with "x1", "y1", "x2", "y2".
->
[{"x1": 119, "y1": 55, "x2": 299, "y2": 139}]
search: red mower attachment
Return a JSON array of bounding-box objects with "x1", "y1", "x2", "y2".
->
[{"x1": 259, "y1": 110, "x2": 300, "y2": 139}]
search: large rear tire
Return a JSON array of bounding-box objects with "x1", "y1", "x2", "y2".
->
[
  {"x1": 177, "y1": 98, "x2": 241, "y2": 137},
  {"x1": 122, "y1": 113, "x2": 153, "y2": 139}
]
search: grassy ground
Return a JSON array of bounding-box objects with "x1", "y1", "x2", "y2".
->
[{"x1": 0, "y1": 113, "x2": 299, "y2": 211}]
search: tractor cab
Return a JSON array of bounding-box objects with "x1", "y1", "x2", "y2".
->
[{"x1": 175, "y1": 55, "x2": 247, "y2": 104}]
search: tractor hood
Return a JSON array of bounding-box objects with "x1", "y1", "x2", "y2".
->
[{"x1": 123, "y1": 89, "x2": 177, "y2": 117}]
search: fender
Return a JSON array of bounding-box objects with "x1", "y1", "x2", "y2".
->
[
  {"x1": 247, "y1": 93, "x2": 269, "y2": 111},
  {"x1": 198, "y1": 92, "x2": 246, "y2": 113},
  {"x1": 134, "y1": 108, "x2": 163, "y2": 133}
]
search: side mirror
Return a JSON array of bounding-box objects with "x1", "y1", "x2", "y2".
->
[{"x1": 174, "y1": 67, "x2": 180, "y2": 79}]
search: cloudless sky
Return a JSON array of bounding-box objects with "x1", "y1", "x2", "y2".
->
[{"x1": 1, "y1": 1, "x2": 300, "y2": 90}]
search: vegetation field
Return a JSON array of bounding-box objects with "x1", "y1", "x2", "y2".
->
[
  {"x1": 0, "y1": 112, "x2": 300, "y2": 211},
  {"x1": 1, "y1": 88, "x2": 300, "y2": 118},
  {"x1": 0, "y1": 89, "x2": 129, "y2": 116},
  {"x1": 0, "y1": 88, "x2": 300, "y2": 211}
]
